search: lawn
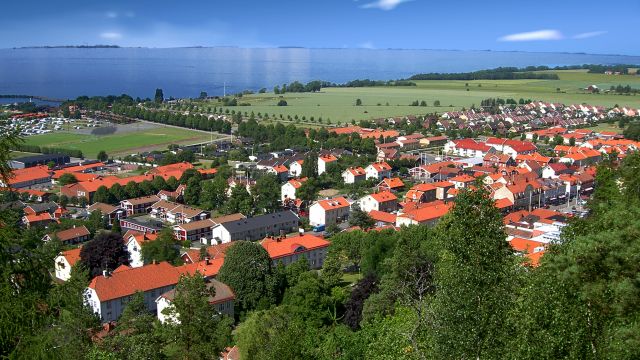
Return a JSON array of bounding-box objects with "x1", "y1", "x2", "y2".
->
[
  {"x1": 24, "y1": 126, "x2": 216, "y2": 158},
  {"x1": 587, "y1": 122, "x2": 625, "y2": 134},
  {"x1": 210, "y1": 70, "x2": 640, "y2": 123}
]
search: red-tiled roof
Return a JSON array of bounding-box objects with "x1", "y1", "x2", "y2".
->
[
  {"x1": 316, "y1": 197, "x2": 350, "y2": 211},
  {"x1": 369, "y1": 161, "x2": 392, "y2": 172},
  {"x1": 7, "y1": 165, "x2": 51, "y2": 186},
  {"x1": 399, "y1": 202, "x2": 453, "y2": 223},
  {"x1": 260, "y1": 234, "x2": 329, "y2": 259},
  {"x1": 345, "y1": 167, "x2": 366, "y2": 176},
  {"x1": 61, "y1": 247, "x2": 82, "y2": 267},
  {"x1": 88, "y1": 262, "x2": 182, "y2": 302},
  {"x1": 382, "y1": 177, "x2": 404, "y2": 189},
  {"x1": 368, "y1": 210, "x2": 397, "y2": 224},
  {"x1": 368, "y1": 191, "x2": 397, "y2": 203}
]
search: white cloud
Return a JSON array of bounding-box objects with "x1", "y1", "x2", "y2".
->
[
  {"x1": 573, "y1": 31, "x2": 607, "y2": 39},
  {"x1": 358, "y1": 41, "x2": 375, "y2": 49},
  {"x1": 498, "y1": 29, "x2": 563, "y2": 42},
  {"x1": 106, "y1": 11, "x2": 118, "y2": 19},
  {"x1": 100, "y1": 32, "x2": 123, "y2": 40},
  {"x1": 361, "y1": 0, "x2": 412, "y2": 10}
]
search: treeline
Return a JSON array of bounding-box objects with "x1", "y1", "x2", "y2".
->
[
  {"x1": 273, "y1": 79, "x2": 416, "y2": 94},
  {"x1": 409, "y1": 66, "x2": 560, "y2": 80},
  {"x1": 337, "y1": 79, "x2": 416, "y2": 87},
  {"x1": 609, "y1": 84, "x2": 639, "y2": 94},
  {"x1": 12, "y1": 143, "x2": 83, "y2": 158},
  {"x1": 237, "y1": 118, "x2": 377, "y2": 153},
  {"x1": 110, "y1": 105, "x2": 232, "y2": 133}
]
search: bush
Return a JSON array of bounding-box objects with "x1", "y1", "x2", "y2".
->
[{"x1": 277, "y1": 100, "x2": 288, "y2": 106}]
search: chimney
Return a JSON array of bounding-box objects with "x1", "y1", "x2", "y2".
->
[
  {"x1": 152, "y1": 259, "x2": 157, "y2": 265},
  {"x1": 205, "y1": 257, "x2": 210, "y2": 265},
  {"x1": 102, "y1": 269, "x2": 109, "y2": 278}
]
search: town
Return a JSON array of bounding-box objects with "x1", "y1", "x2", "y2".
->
[{"x1": 2, "y1": 88, "x2": 640, "y2": 357}]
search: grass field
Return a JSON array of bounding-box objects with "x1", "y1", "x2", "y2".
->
[
  {"x1": 24, "y1": 126, "x2": 216, "y2": 158},
  {"x1": 210, "y1": 70, "x2": 640, "y2": 123},
  {"x1": 587, "y1": 122, "x2": 625, "y2": 134}
]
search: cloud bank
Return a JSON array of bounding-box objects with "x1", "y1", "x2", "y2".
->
[{"x1": 573, "y1": 31, "x2": 607, "y2": 39}]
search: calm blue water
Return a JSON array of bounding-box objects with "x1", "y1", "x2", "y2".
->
[{"x1": 0, "y1": 47, "x2": 638, "y2": 99}]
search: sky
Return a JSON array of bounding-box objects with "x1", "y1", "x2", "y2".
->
[{"x1": 0, "y1": 0, "x2": 638, "y2": 55}]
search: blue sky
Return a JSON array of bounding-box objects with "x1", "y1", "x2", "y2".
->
[{"x1": 1, "y1": 0, "x2": 638, "y2": 55}]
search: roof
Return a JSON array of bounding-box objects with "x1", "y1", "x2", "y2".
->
[
  {"x1": 60, "y1": 247, "x2": 82, "y2": 267},
  {"x1": 316, "y1": 197, "x2": 350, "y2": 211},
  {"x1": 494, "y1": 198, "x2": 514, "y2": 209},
  {"x1": 159, "y1": 278, "x2": 235, "y2": 305},
  {"x1": 399, "y1": 202, "x2": 453, "y2": 223},
  {"x1": 344, "y1": 167, "x2": 366, "y2": 176},
  {"x1": 127, "y1": 232, "x2": 159, "y2": 247},
  {"x1": 50, "y1": 225, "x2": 90, "y2": 242},
  {"x1": 381, "y1": 177, "x2": 404, "y2": 189},
  {"x1": 175, "y1": 218, "x2": 216, "y2": 232},
  {"x1": 318, "y1": 154, "x2": 338, "y2": 163},
  {"x1": 367, "y1": 191, "x2": 398, "y2": 203},
  {"x1": 287, "y1": 177, "x2": 308, "y2": 189},
  {"x1": 450, "y1": 174, "x2": 476, "y2": 183},
  {"x1": 368, "y1": 210, "x2": 397, "y2": 224},
  {"x1": 6, "y1": 165, "x2": 51, "y2": 186},
  {"x1": 24, "y1": 212, "x2": 53, "y2": 223},
  {"x1": 212, "y1": 213, "x2": 246, "y2": 224},
  {"x1": 219, "y1": 210, "x2": 299, "y2": 234},
  {"x1": 175, "y1": 258, "x2": 226, "y2": 278},
  {"x1": 122, "y1": 195, "x2": 161, "y2": 206},
  {"x1": 88, "y1": 202, "x2": 119, "y2": 214},
  {"x1": 452, "y1": 139, "x2": 491, "y2": 152},
  {"x1": 509, "y1": 238, "x2": 546, "y2": 254},
  {"x1": 260, "y1": 234, "x2": 330, "y2": 259},
  {"x1": 88, "y1": 262, "x2": 182, "y2": 302},
  {"x1": 368, "y1": 161, "x2": 392, "y2": 172}
]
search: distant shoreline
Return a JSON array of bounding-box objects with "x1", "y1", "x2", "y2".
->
[{"x1": 3, "y1": 46, "x2": 638, "y2": 58}]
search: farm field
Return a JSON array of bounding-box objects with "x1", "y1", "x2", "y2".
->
[
  {"x1": 211, "y1": 70, "x2": 640, "y2": 123},
  {"x1": 24, "y1": 125, "x2": 217, "y2": 158}
]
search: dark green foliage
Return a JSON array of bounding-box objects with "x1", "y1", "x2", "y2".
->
[
  {"x1": 217, "y1": 241, "x2": 276, "y2": 312},
  {"x1": 97, "y1": 150, "x2": 109, "y2": 162},
  {"x1": 80, "y1": 231, "x2": 129, "y2": 277},
  {"x1": 254, "y1": 174, "x2": 281, "y2": 214},
  {"x1": 343, "y1": 273, "x2": 378, "y2": 330},
  {"x1": 348, "y1": 205, "x2": 375, "y2": 230},
  {"x1": 140, "y1": 228, "x2": 180, "y2": 265},
  {"x1": 58, "y1": 172, "x2": 78, "y2": 185}
]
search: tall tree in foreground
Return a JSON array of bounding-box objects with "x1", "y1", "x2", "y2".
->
[
  {"x1": 300, "y1": 152, "x2": 318, "y2": 179},
  {"x1": 217, "y1": 241, "x2": 275, "y2": 313},
  {"x1": 254, "y1": 174, "x2": 281, "y2": 214},
  {"x1": 140, "y1": 228, "x2": 180, "y2": 265},
  {"x1": 430, "y1": 188, "x2": 518, "y2": 359},
  {"x1": 162, "y1": 274, "x2": 232, "y2": 360}
]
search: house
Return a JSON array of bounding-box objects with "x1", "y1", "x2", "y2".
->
[
  {"x1": 288, "y1": 160, "x2": 304, "y2": 177},
  {"x1": 359, "y1": 192, "x2": 398, "y2": 213},
  {"x1": 173, "y1": 218, "x2": 216, "y2": 242},
  {"x1": 368, "y1": 210, "x2": 397, "y2": 226},
  {"x1": 377, "y1": 148, "x2": 399, "y2": 162},
  {"x1": 483, "y1": 153, "x2": 515, "y2": 168},
  {"x1": 309, "y1": 197, "x2": 351, "y2": 227},
  {"x1": 281, "y1": 177, "x2": 308, "y2": 203},
  {"x1": 23, "y1": 212, "x2": 55, "y2": 228},
  {"x1": 342, "y1": 167, "x2": 366, "y2": 184},
  {"x1": 542, "y1": 163, "x2": 572, "y2": 179},
  {"x1": 365, "y1": 162, "x2": 392, "y2": 181},
  {"x1": 158, "y1": 184, "x2": 186, "y2": 201},
  {"x1": 88, "y1": 202, "x2": 126, "y2": 225},
  {"x1": 404, "y1": 183, "x2": 437, "y2": 203},
  {"x1": 44, "y1": 225, "x2": 91, "y2": 245},
  {"x1": 210, "y1": 210, "x2": 299, "y2": 244},
  {"x1": 119, "y1": 216, "x2": 164, "y2": 234},
  {"x1": 449, "y1": 174, "x2": 477, "y2": 189},
  {"x1": 261, "y1": 234, "x2": 330, "y2": 269},
  {"x1": 377, "y1": 177, "x2": 404, "y2": 192},
  {"x1": 120, "y1": 195, "x2": 160, "y2": 216},
  {"x1": 156, "y1": 279, "x2": 235, "y2": 323},
  {"x1": 85, "y1": 262, "x2": 182, "y2": 323},
  {"x1": 420, "y1": 135, "x2": 448, "y2": 148},
  {"x1": 396, "y1": 202, "x2": 453, "y2": 227},
  {"x1": 485, "y1": 138, "x2": 537, "y2": 159},
  {"x1": 1, "y1": 165, "x2": 52, "y2": 189},
  {"x1": 444, "y1": 139, "x2": 492, "y2": 158},
  {"x1": 150, "y1": 200, "x2": 209, "y2": 224},
  {"x1": 125, "y1": 232, "x2": 159, "y2": 268},
  {"x1": 267, "y1": 164, "x2": 290, "y2": 181},
  {"x1": 54, "y1": 247, "x2": 82, "y2": 281},
  {"x1": 318, "y1": 154, "x2": 338, "y2": 175}
]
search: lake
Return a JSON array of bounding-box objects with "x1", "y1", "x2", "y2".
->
[{"x1": 0, "y1": 47, "x2": 638, "y2": 99}]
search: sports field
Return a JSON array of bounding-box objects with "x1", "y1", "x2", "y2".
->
[
  {"x1": 210, "y1": 70, "x2": 640, "y2": 123},
  {"x1": 24, "y1": 125, "x2": 216, "y2": 158}
]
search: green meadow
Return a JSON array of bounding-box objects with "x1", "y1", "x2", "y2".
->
[
  {"x1": 24, "y1": 127, "x2": 215, "y2": 158},
  {"x1": 211, "y1": 70, "x2": 640, "y2": 123}
]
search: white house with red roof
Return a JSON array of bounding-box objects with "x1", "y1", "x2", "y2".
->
[
  {"x1": 341, "y1": 167, "x2": 366, "y2": 184},
  {"x1": 54, "y1": 247, "x2": 82, "y2": 281},
  {"x1": 396, "y1": 202, "x2": 453, "y2": 227},
  {"x1": 309, "y1": 197, "x2": 351, "y2": 227},
  {"x1": 85, "y1": 261, "x2": 182, "y2": 322},
  {"x1": 261, "y1": 234, "x2": 330, "y2": 269},
  {"x1": 444, "y1": 139, "x2": 492, "y2": 158},
  {"x1": 288, "y1": 160, "x2": 304, "y2": 177},
  {"x1": 281, "y1": 177, "x2": 307, "y2": 202},
  {"x1": 125, "y1": 232, "x2": 159, "y2": 268},
  {"x1": 486, "y1": 138, "x2": 537, "y2": 159},
  {"x1": 359, "y1": 191, "x2": 398, "y2": 213},
  {"x1": 318, "y1": 154, "x2": 338, "y2": 175},
  {"x1": 365, "y1": 161, "x2": 392, "y2": 181}
]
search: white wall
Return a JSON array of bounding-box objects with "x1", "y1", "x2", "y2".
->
[
  {"x1": 126, "y1": 238, "x2": 144, "y2": 268},
  {"x1": 54, "y1": 256, "x2": 72, "y2": 281}
]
